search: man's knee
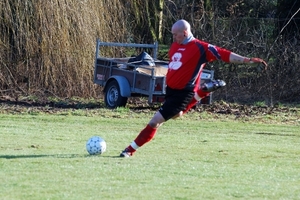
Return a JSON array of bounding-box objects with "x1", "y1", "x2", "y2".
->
[
  {"x1": 172, "y1": 111, "x2": 183, "y2": 119},
  {"x1": 149, "y1": 111, "x2": 165, "y2": 128}
]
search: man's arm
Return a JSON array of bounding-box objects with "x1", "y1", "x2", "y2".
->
[
  {"x1": 204, "y1": 42, "x2": 268, "y2": 69},
  {"x1": 229, "y1": 52, "x2": 268, "y2": 69}
]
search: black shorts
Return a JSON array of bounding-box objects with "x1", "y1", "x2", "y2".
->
[{"x1": 159, "y1": 87, "x2": 194, "y2": 121}]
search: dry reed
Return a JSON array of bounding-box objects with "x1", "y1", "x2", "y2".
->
[{"x1": 0, "y1": 0, "x2": 299, "y2": 103}]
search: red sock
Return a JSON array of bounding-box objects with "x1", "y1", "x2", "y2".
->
[
  {"x1": 125, "y1": 145, "x2": 136, "y2": 153},
  {"x1": 134, "y1": 124, "x2": 157, "y2": 147},
  {"x1": 183, "y1": 89, "x2": 210, "y2": 114},
  {"x1": 197, "y1": 89, "x2": 210, "y2": 99},
  {"x1": 183, "y1": 97, "x2": 198, "y2": 114},
  {"x1": 126, "y1": 124, "x2": 157, "y2": 152}
]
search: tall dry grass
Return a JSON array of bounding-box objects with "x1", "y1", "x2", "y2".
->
[
  {"x1": 0, "y1": 0, "x2": 299, "y2": 104},
  {"x1": 0, "y1": 0, "x2": 128, "y2": 97}
]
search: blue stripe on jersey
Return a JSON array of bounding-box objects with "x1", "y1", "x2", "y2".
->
[
  {"x1": 184, "y1": 42, "x2": 208, "y2": 91},
  {"x1": 208, "y1": 44, "x2": 221, "y2": 60}
]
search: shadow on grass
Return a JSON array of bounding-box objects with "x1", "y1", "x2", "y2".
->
[
  {"x1": 0, "y1": 154, "x2": 123, "y2": 159},
  {"x1": 0, "y1": 154, "x2": 84, "y2": 159},
  {"x1": 254, "y1": 132, "x2": 297, "y2": 137},
  {"x1": 0, "y1": 98, "x2": 105, "y2": 109}
]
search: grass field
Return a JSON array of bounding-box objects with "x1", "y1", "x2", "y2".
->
[{"x1": 0, "y1": 107, "x2": 299, "y2": 200}]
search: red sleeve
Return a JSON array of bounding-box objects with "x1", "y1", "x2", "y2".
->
[{"x1": 206, "y1": 44, "x2": 231, "y2": 63}]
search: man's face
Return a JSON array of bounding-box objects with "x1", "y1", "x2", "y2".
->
[{"x1": 171, "y1": 27, "x2": 186, "y2": 44}]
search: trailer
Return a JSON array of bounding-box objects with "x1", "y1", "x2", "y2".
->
[{"x1": 93, "y1": 39, "x2": 214, "y2": 108}]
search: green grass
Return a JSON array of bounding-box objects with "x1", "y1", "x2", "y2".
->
[{"x1": 0, "y1": 111, "x2": 299, "y2": 200}]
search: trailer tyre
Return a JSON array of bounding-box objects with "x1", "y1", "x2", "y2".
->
[{"x1": 104, "y1": 80, "x2": 128, "y2": 109}]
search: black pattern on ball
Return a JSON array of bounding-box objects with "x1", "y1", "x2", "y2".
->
[{"x1": 86, "y1": 136, "x2": 106, "y2": 155}]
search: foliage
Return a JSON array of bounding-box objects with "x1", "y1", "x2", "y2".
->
[
  {"x1": 0, "y1": 0, "x2": 128, "y2": 97},
  {"x1": 0, "y1": 0, "x2": 299, "y2": 104}
]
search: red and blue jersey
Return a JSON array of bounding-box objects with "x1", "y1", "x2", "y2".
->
[{"x1": 166, "y1": 39, "x2": 231, "y2": 91}]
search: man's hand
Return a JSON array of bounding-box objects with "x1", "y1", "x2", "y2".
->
[{"x1": 249, "y1": 57, "x2": 268, "y2": 70}]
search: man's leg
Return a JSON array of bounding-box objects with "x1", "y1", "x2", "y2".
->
[
  {"x1": 183, "y1": 79, "x2": 226, "y2": 114},
  {"x1": 182, "y1": 89, "x2": 209, "y2": 114},
  {"x1": 120, "y1": 111, "x2": 165, "y2": 157}
]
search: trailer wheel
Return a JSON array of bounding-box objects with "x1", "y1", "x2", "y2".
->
[{"x1": 104, "y1": 80, "x2": 128, "y2": 109}]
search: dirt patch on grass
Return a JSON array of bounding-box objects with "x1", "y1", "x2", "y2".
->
[{"x1": 0, "y1": 95, "x2": 298, "y2": 119}]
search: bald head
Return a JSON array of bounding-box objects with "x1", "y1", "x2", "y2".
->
[
  {"x1": 171, "y1": 19, "x2": 193, "y2": 44},
  {"x1": 172, "y1": 19, "x2": 191, "y2": 33}
]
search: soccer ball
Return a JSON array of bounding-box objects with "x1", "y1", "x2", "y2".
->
[{"x1": 86, "y1": 136, "x2": 106, "y2": 155}]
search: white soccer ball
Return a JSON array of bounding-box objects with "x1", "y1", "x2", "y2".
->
[{"x1": 86, "y1": 136, "x2": 106, "y2": 155}]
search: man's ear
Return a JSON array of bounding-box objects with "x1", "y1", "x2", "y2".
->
[{"x1": 183, "y1": 30, "x2": 188, "y2": 37}]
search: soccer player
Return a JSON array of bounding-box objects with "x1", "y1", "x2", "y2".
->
[{"x1": 120, "y1": 19, "x2": 267, "y2": 157}]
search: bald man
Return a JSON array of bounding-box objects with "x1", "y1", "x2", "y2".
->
[{"x1": 120, "y1": 19, "x2": 267, "y2": 157}]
